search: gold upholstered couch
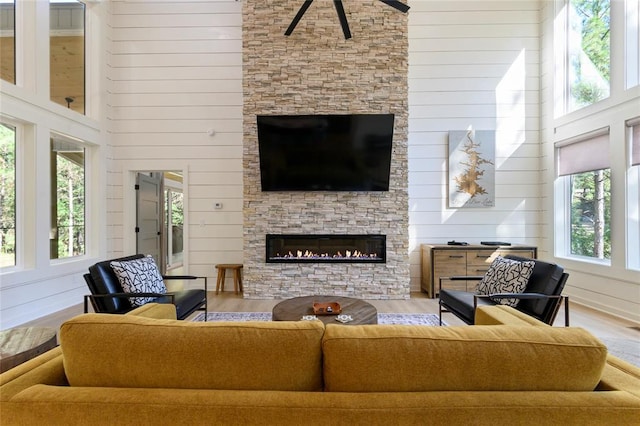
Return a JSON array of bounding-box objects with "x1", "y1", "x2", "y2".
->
[{"x1": 1, "y1": 303, "x2": 639, "y2": 425}]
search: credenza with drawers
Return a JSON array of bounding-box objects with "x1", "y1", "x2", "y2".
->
[{"x1": 420, "y1": 244, "x2": 538, "y2": 298}]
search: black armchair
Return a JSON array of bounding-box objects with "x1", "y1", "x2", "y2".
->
[
  {"x1": 83, "y1": 254, "x2": 207, "y2": 320},
  {"x1": 439, "y1": 255, "x2": 569, "y2": 326}
]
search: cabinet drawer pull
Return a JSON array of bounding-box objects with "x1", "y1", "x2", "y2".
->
[{"x1": 449, "y1": 255, "x2": 465, "y2": 258}]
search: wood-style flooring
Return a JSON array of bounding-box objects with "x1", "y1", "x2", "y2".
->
[{"x1": 17, "y1": 292, "x2": 640, "y2": 343}]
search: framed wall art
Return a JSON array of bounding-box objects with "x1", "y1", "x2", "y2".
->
[{"x1": 448, "y1": 129, "x2": 495, "y2": 208}]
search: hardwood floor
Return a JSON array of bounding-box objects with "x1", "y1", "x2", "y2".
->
[{"x1": 18, "y1": 292, "x2": 640, "y2": 343}]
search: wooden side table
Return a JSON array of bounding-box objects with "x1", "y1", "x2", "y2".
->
[
  {"x1": 0, "y1": 327, "x2": 58, "y2": 373},
  {"x1": 215, "y1": 264, "x2": 243, "y2": 295}
]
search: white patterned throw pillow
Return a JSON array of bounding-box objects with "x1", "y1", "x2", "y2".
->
[
  {"x1": 475, "y1": 256, "x2": 535, "y2": 307},
  {"x1": 110, "y1": 255, "x2": 167, "y2": 307}
]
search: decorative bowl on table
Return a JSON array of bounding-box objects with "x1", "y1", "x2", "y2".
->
[{"x1": 313, "y1": 302, "x2": 342, "y2": 315}]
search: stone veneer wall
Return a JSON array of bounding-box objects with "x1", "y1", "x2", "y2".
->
[{"x1": 242, "y1": 0, "x2": 409, "y2": 299}]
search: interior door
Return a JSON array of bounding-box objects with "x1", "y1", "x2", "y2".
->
[{"x1": 136, "y1": 172, "x2": 164, "y2": 270}]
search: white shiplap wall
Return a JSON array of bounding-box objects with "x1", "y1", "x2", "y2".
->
[
  {"x1": 107, "y1": 0, "x2": 243, "y2": 280},
  {"x1": 107, "y1": 0, "x2": 543, "y2": 293},
  {"x1": 407, "y1": 0, "x2": 542, "y2": 291}
]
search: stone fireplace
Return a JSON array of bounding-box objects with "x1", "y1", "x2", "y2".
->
[{"x1": 242, "y1": 1, "x2": 409, "y2": 299}]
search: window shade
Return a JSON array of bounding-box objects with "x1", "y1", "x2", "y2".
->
[
  {"x1": 556, "y1": 128, "x2": 610, "y2": 176},
  {"x1": 631, "y1": 121, "x2": 640, "y2": 167}
]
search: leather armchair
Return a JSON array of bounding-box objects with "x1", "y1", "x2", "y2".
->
[
  {"x1": 83, "y1": 254, "x2": 207, "y2": 320},
  {"x1": 439, "y1": 255, "x2": 569, "y2": 326}
]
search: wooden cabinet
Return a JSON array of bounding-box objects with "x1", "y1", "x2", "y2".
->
[{"x1": 420, "y1": 244, "x2": 537, "y2": 298}]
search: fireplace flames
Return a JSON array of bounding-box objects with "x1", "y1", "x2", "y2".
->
[{"x1": 272, "y1": 249, "x2": 380, "y2": 260}]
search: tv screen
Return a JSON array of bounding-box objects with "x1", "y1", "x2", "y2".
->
[{"x1": 257, "y1": 114, "x2": 394, "y2": 191}]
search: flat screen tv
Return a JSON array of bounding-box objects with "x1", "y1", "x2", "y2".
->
[{"x1": 257, "y1": 114, "x2": 394, "y2": 191}]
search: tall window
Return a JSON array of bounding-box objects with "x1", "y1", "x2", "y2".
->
[
  {"x1": 50, "y1": 135, "x2": 85, "y2": 259},
  {"x1": 628, "y1": 118, "x2": 640, "y2": 270},
  {"x1": 0, "y1": 0, "x2": 15, "y2": 84},
  {"x1": 0, "y1": 122, "x2": 16, "y2": 267},
  {"x1": 557, "y1": 129, "x2": 611, "y2": 261},
  {"x1": 562, "y1": 0, "x2": 611, "y2": 113},
  {"x1": 626, "y1": 0, "x2": 640, "y2": 89},
  {"x1": 50, "y1": 0, "x2": 85, "y2": 114},
  {"x1": 165, "y1": 185, "x2": 184, "y2": 269}
]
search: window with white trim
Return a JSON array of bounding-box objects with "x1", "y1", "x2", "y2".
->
[
  {"x1": 50, "y1": 134, "x2": 85, "y2": 259},
  {"x1": 555, "y1": 0, "x2": 611, "y2": 116},
  {"x1": 626, "y1": 0, "x2": 640, "y2": 89},
  {"x1": 50, "y1": 0, "x2": 85, "y2": 114},
  {"x1": 0, "y1": 122, "x2": 16, "y2": 267},
  {"x1": 627, "y1": 118, "x2": 640, "y2": 270},
  {"x1": 0, "y1": 0, "x2": 15, "y2": 84},
  {"x1": 556, "y1": 128, "x2": 611, "y2": 261}
]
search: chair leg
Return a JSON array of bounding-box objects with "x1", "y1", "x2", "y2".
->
[
  {"x1": 564, "y1": 296, "x2": 570, "y2": 327},
  {"x1": 438, "y1": 303, "x2": 443, "y2": 326}
]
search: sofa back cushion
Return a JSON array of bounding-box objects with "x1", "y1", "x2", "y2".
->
[
  {"x1": 61, "y1": 314, "x2": 325, "y2": 391},
  {"x1": 322, "y1": 324, "x2": 606, "y2": 392}
]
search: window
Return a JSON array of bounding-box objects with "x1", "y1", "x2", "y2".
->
[
  {"x1": 556, "y1": 128, "x2": 611, "y2": 261},
  {"x1": 50, "y1": 134, "x2": 85, "y2": 259},
  {"x1": 557, "y1": 0, "x2": 611, "y2": 115},
  {"x1": 0, "y1": 0, "x2": 15, "y2": 84},
  {"x1": 627, "y1": 118, "x2": 640, "y2": 270},
  {"x1": 0, "y1": 122, "x2": 16, "y2": 267},
  {"x1": 626, "y1": 0, "x2": 640, "y2": 89},
  {"x1": 165, "y1": 183, "x2": 184, "y2": 270},
  {"x1": 50, "y1": 0, "x2": 85, "y2": 114}
]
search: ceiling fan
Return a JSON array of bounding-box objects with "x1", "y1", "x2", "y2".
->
[{"x1": 284, "y1": 0, "x2": 410, "y2": 40}]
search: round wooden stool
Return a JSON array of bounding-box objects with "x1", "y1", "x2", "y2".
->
[{"x1": 215, "y1": 264, "x2": 243, "y2": 295}]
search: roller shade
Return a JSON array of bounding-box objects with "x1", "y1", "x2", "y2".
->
[{"x1": 556, "y1": 127, "x2": 610, "y2": 176}]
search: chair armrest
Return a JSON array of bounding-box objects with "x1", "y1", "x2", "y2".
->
[
  {"x1": 162, "y1": 275, "x2": 208, "y2": 292},
  {"x1": 476, "y1": 293, "x2": 562, "y2": 301},
  {"x1": 84, "y1": 293, "x2": 176, "y2": 313}
]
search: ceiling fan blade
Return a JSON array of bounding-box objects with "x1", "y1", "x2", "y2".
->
[
  {"x1": 378, "y1": 0, "x2": 410, "y2": 13},
  {"x1": 333, "y1": 0, "x2": 352, "y2": 39},
  {"x1": 285, "y1": 0, "x2": 315, "y2": 36}
]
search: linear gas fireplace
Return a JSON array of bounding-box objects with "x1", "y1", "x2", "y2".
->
[{"x1": 266, "y1": 234, "x2": 386, "y2": 263}]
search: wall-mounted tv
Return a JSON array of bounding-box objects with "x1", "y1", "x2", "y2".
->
[{"x1": 257, "y1": 114, "x2": 394, "y2": 191}]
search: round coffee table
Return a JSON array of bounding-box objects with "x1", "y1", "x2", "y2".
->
[{"x1": 272, "y1": 295, "x2": 377, "y2": 325}]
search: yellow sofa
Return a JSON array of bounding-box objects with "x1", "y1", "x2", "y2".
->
[{"x1": 1, "y1": 304, "x2": 639, "y2": 425}]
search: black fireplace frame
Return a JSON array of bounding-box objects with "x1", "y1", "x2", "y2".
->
[{"x1": 265, "y1": 234, "x2": 386, "y2": 263}]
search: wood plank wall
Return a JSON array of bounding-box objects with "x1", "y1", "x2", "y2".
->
[
  {"x1": 108, "y1": 0, "x2": 243, "y2": 278},
  {"x1": 107, "y1": 0, "x2": 542, "y2": 291},
  {"x1": 407, "y1": 1, "x2": 542, "y2": 290}
]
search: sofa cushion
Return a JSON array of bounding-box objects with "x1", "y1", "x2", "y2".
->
[
  {"x1": 60, "y1": 314, "x2": 325, "y2": 391},
  {"x1": 476, "y1": 256, "x2": 534, "y2": 306},
  {"x1": 475, "y1": 305, "x2": 549, "y2": 327},
  {"x1": 322, "y1": 324, "x2": 607, "y2": 392},
  {"x1": 110, "y1": 255, "x2": 167, "y2": 307}
]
